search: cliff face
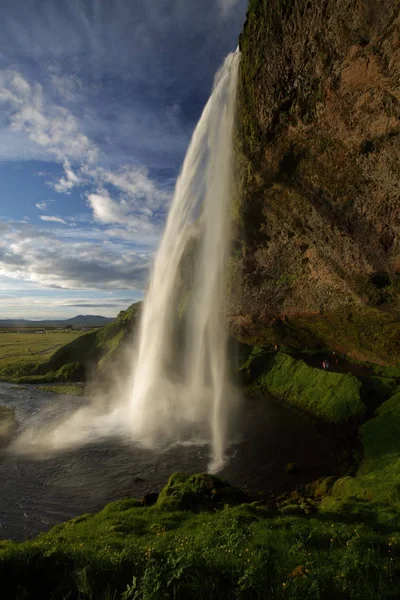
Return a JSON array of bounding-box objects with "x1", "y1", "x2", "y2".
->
[{"x1": 231, "y1": 0, "x2": 400, "y2": 361}]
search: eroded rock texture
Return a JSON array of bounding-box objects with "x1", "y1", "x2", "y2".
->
[{"x1": 231, "y1": 0, "x2": 400, "y2": 360}]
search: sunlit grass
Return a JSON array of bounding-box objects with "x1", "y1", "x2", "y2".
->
[
  {"x1": 0, "y1": 330, "x2": 85, "y2": 379},
  {"x1": 252, "y1": 352, "x2": 364, "y2": 422},
  {"x1": 0, "y1": 486, "x2": 399, "y2": 599}
]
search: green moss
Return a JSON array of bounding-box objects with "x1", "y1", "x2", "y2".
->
[
  {"x1": 0, "y1": 476, "x2": 399, "y2": 599},
  {"x1": 235, "y1": 307, "x2": 400, "y2": 367},
  {"x1": 373, "y1": 364, "x2": 400, "y2": 379},
  {"x1": 156, "y1": 473, "x2": 248, "y2": 511},
  {"x1": 253, "y1": 352, "x2": 364, "y2": 423},
  {"x1": 321, "y1": 390, "x2": 400, "y2": 525}
]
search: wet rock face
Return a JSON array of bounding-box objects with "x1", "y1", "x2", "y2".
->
[{"x1": 232, "y1": 0, "x2": 400, "y2": 333}]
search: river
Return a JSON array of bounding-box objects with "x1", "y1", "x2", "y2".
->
[{"x1": 0, "y1": 382, "x2": 345, "y2": 541}]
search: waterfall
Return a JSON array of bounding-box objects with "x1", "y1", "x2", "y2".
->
[{"x1": 128, "y1": 51, "x2": 240, "y2": 472}]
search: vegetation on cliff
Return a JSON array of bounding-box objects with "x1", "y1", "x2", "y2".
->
[{"x1": 249, "y1": 352, "x2": 364, "y2": 422}]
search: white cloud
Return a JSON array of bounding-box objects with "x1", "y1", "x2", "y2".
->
[
  {"x1": 100, "y1": 166, "x2": 159, "y2": 197},
  {"x1": 0, "y1": 221, "x2": 151, "y2": 291},
  {"x1": 40, "y1": 215, "x2": 67, "y2": 225},
  {"x1": 35, "y1": 200, "x2": 54, "y2": 210},
  {"x1": 218, "y1": 0, "x2": 240, "y2": 16},
  {"x1": 48, "y1": 71, "x2": 83, "y2": 103},
  {"x1": 53, "y1": 160, "x2": 82, "y2": 194},
  {"x1": 85, "y1": 164, "x2": 171, "y2": 234},
  {"x1": 0, "y1": 69, "x2": 98, "y2": 164},
  {"x1": 87, "y1": 189, "x2": 127, "y2": 225},
  {"x1": 87, "y1": 188, "x2": 157, "y2": 233}
]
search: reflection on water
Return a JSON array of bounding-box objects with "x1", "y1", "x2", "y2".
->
[{"x1": 0, "y1": 383, "x2": 342, "y2": 541}]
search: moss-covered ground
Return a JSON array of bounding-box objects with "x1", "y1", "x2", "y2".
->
[
  {"x1": 0, "y1": 315, "x2": 399, "y2": 598},
  {"x1": 0, "y1": 348, "x2": 398, "y2": 599},
  {"x1": 245, "y1": 351, "x2": 364, "y2": 423},
  {"x1": 0, "y1": 352, "x2": 399, "y2": 598},
  {"x1": 1, "y1": 472, "x2": 399, "y2": 600},
  {"x1": 321, "y1": 390, "x2": 400, "y2": 525}
]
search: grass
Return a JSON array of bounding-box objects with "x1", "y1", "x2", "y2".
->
[
  {"x1": 0, "y1": 330, "x2": 85, "y2": 381},
  {"x1": 322, "y1": 389, "x2": 400, "y2": 524},
  {"x1": 0, "y1": 474, "x2": 399, "y2": 599},
  {"x1": 0, "y1": 350, "x2": 399, "y2": 598},
  {"x1": 251, "y1": 352, "x2": 364, "y2": 423},
  {"x1": 0, "y1": 303, "x2": 140, "y2": 383},
  {"x1": 33, "y1": 302, "x2": 140, "y2": 382}
]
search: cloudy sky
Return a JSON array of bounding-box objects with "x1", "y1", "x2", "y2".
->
[{"x1": 0, "y1": 0, "x2": 247, "y2": 319}]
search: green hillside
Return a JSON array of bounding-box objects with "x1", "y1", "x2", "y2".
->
[{"x1": 1, "y1": 303, "x2": 141, "y2": 383}]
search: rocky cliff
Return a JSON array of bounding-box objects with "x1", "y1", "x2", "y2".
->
[{"x1": 230, "y1": 0, "x2": 400, "y2": 363}]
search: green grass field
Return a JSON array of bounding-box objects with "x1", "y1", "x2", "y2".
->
[{"x1": 0, "y1": 330, "x2": 86, "y2": 380}]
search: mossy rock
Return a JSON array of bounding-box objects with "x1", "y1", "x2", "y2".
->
[
  {"x1": 100, "y1": 498, "x2": 142, "y2": 515},
  {"x1": 279, "y1": 503, "x2": 304, "y2": 516},
  {"x1": 305, "y1": 476, "x2": 337, "y2": 499},
  {"x1": 253, "y1": 352, "x2": 364, "y2": 423},
  {"x1": 156, "y1": 473, "x2": 249, "y2": 511},
  {"x1": 321, "y1": 390, "x2": 400, "y2": 516}
]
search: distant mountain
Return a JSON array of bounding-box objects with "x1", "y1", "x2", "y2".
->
[
  {"x1": 64, "y1": 315, "x2": 115, "y2": 326},
  {"x1": 0, "y1": 315, "x2": 115, "y2": 328}
]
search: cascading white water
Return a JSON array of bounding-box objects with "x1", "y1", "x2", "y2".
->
[{"x1": 128, "y1": 51, "x2": 240, "y2": 472}]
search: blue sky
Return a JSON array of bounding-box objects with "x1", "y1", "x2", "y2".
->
[{"x1": 0, "y1": 0, "x2": 247, "y2": 319}]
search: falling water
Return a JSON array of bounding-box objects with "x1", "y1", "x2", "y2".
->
[{"x1": 128, "y1": 51, "x2": 240, "y2": 472}]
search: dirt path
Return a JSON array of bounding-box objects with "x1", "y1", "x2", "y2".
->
[{"x1": 295, "y1": 353, "x2": 376, "y2": 378}]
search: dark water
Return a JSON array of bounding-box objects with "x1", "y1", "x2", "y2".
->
[{"x1": 0, "y1": 383, "x2": 344, "y2": 541}]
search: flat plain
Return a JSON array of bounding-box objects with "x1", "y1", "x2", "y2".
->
[{"x1": 0, "y1": 329, "x2": 86, "y2": 378}]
